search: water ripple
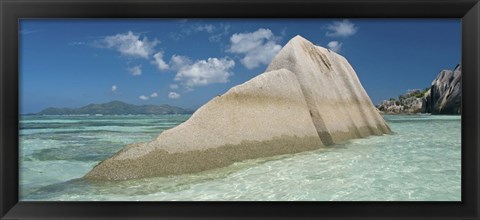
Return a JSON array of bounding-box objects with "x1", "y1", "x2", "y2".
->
[{"x1": 19, "y1": 115, "x2": 461, "y2": 201}]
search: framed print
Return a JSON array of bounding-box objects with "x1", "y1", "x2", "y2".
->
[{"x1": 1, "y1": 0, "x2": 479, "y2": 219}]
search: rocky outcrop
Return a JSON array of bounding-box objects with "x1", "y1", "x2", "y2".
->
[
  {"x1": 377, "y1": 89, "x2": 428, "y2": 114},
  {"x1": 425, "y1": 64, "x2": 461, "y2": 114},
  {"x1": 85, "y1": 36, "x2": 391, "y2": 180},
  {"x1": 377, "y1": 100, "x2": 405, "y2": 114},
  {"x1": 377, "y1": 65, "x2": 461, "y2": 115},
  {"x1": 402, "y1": 96, "x2": 426, "y2": 113}
]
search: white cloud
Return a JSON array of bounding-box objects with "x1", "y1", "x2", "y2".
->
[
  {"x1": 168, "y1": 92, "x2": 181, "y2": 99},
  {"x1": 326, "y1": 19, "x2": 358, "y2": 37},
  {"x1": 20, "y1": 29, "x2": 40, "y2": 35},
  {"x1": 100, "y1": 31, "x2": 159, "y2": 59},
  {"x1": 139, "y1": 92, "x2": 158, "y2": 100},
  {"x1": 208, "y1": 24, "x2": 231, "y2": 42},
  {"x1": 128, "y1": 65, "x2": 142, "y2": 76},
  {"x1": 195, "y1": 24, "x2": 216, "y2": 33},
  {"x1": 169, "y1": 32, "x2": 184, "y2": 41},
  {"x1": 151, "y1": 51, "x2": 169, "y2": 71},
  {"x1": 70, "y1": 41, "x2": 86, "y2": 46},
  {"x1": 111, "y1": 85, "x2": 117, "y2": 93},
  {"x1": 227, "y1": 28, "x2": 282, "y2": 69},
  {"x1": 327, "y1": 41, "x2": 343, "y2": 52},
  {"x1": 139, "y1": 95, "x2": 149, "y2": 100},
  {"x1": 151, "y1": 53, "x2": 235, "y2": 89},
  {"x1": 170, "y1": 23, "x2": 230, "y2": 42},
  {"x1": 169, "y1": 55, "x2": 192, "y2": 71},
  {"x1": 174, "y1": 57, "x2": 235, "y2": 88},
  {"x1": 209, "y1": 34, "x2": 223, "y2": 42}
]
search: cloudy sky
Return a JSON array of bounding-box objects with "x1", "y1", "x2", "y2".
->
[{"x1": 20, "y1": 19, "x2": 460, "y2": 114}]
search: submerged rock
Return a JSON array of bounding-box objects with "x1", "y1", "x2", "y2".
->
[{"x1": 85, "y1": 36, "x2": 391, "y2": 180}]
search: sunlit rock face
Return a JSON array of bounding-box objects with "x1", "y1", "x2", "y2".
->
[
  {"x1": 85, "y1": 36, "x2": 391, "y2": 181},
  {"x1": 266, "y1": 35, "x2": 391, "y2": 144}
]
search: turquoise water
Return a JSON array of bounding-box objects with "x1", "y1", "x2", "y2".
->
[{"x1": 19, "y1": 114, "x2": 461, "y2": 201}]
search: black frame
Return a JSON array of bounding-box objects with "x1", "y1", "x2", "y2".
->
[{"x1": 1, "y1": 0, "x2": 479, "y2": 219}]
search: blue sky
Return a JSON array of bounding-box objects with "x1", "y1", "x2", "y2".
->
[{"x1": 20, "y1": 19, "x2": 461, "y2": 114}]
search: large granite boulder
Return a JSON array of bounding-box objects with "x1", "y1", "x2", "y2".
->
[
  {"x1": 86, "y1": 69, "x2": 323, "y2": 180},
  {"x1": 85, "y1": 35, "x2": 391, "y2": 180},
  {"x1": 425, "y1": 64, "x2": 461, "y2": 114},
  {"x1": 266, "y1": 36, "x2": 391, "y2": 144}
]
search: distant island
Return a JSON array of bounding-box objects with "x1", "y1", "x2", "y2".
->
[{"x1": 34, "y1": 101, "x2": 194, "y2": 115}]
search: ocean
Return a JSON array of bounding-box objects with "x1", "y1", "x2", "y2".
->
[{"x1": 19, "y1": 114, "x2": 461, "y2": 201}]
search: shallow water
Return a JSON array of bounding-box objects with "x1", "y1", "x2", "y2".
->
[{"x1": 19, "y1": 114, "x2": 461, "y2": 201}]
